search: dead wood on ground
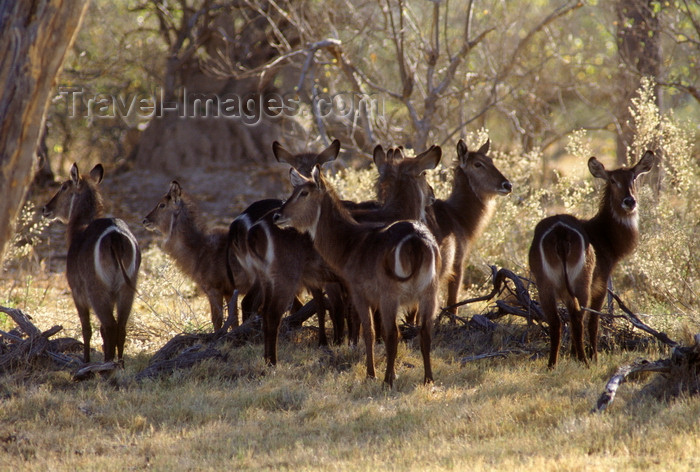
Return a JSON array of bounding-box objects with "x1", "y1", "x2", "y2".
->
[
  {"x1": 592, "y1": 292, "x2": 700, "y2": 413},
  {"x1": 0, "y1": 305, "x2": 83, "y2": 373}
]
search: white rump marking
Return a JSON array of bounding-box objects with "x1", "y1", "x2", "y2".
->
[
  {"x1": 539, "y1": 222, "x2": 586, "y2": 287},
  {"x1": 262, "y1": 223, "x2": 275, "y2": 269},
  {"x1": 394, "y1": 234, "x2": 413, "y2": 278},
  {"x1": 233, "y1": 212, "x2": 252, "y2": 230},
  {"x1": 94, "y1": 225, "x2": 138, "y2": 286},
  {"x1": 414, "y1": 246, "x2": 437, "y2": 291}
]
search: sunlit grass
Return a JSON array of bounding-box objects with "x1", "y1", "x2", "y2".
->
[
  {"x1": 1, "y1": 81, "x2": 698, "y2": 470},
  {"x1": 0, "y1": 334, "x2": 698, "y2": 471},
  {"x1": 0, "y1": 239, "x2": 698, "y2": 470}
]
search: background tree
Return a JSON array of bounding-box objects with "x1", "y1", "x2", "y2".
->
[
  {"x1": 0, "y1": 0, "x2": 90, "y2": 265},
  {"x1": 43, "y1": 1, "x2": 698, "y2": 176},
  {"x1": 614, "y1": 0, "x2": 661, "y2": 163}
]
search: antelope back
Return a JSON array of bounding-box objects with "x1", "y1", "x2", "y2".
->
[
  {"x1": 68, "y1": 218, "x2": 141, "y2": 289},
  {"x1": 455, "y1": 139, "x2": 512, "y2": 199},
  {"x1": 530, "y1": 215, "x2": 592, "y2": 292},
  {"x1": 229, "y1": 199, "x2": 282, "y2": 274}
]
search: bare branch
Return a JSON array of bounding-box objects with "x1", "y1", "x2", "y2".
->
[
  {"x1": 584, "y1": 290, "x2": 680, "y2": 348},
  {"x1": 490, "y1": 1, "x2": 583, "y2": 98},
  {"x1": 592, "y1": 359, "x2": 671, "y2": 413}
]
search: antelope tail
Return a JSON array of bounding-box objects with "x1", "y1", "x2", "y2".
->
[
  {"x1": 555, "y1": 235, "x2": 581, "y2": 312},
  {"x1": 111, "y1": 244, "x2": 138, "y2": 294},
  {"x1": 385, "y1": 235, "x2": 424, "y2": 282}
]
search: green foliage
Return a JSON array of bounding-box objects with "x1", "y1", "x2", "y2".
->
[
  {"x1": 622, "y1": 78, "x2": 699, "y2": 315},
  {"x1": 328, "y1": 82, "x2": 698, "y2": 325},
  {"x1": 2, "y1": 202, "x2": 50, "y2": 272}
]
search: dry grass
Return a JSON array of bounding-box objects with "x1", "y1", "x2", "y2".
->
[
  {"x1": 1, "y1": 81, "x2": 698, "y2": 471},
  {"x1": 1, "y1": 325, "x2": 699, "y2": 471},
  {"x1": 1, "y1": 245, "x2": 699, "y2": 471}
]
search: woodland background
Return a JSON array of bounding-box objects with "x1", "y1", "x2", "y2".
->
[{"x1": 0, "y1": 1, "x2": 699, "y2": 470}]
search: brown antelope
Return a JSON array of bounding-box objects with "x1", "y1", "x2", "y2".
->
[
  {"x1": 528, "y1": 151, "x2": 655, "y2": 367},
  {"x1": 348, "y1": 144, "x2": 441, "y2": 342},
  {"x1": 423, "y1": 139, "x2": 512, "y2": 320},
  {"x1": 352, "y1": 145, "x2": 440, "y2": 224},
  {"x1": 42, "y1": 163, "x2": 141, "y2": 364},
  {"x1": 273, "y1": 165, "x2": 441, "y2": 387},
  {"x1": 143, "y1": 181, "x2": 253, "y2": 331},
  {"x1": 227, "y1": 198, "x2": 284, "y2": 322},
  {"x1": 229, "y1": 140, "x2": 347, "y2": 364}
]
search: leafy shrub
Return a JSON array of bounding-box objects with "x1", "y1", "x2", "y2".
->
[{"x1": 327, "y1": 83, "x2": 699, "y2": 328}]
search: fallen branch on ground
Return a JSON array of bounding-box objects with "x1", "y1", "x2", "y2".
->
[
  {"x1": 592, "y1": 292, "x2": 700, "y2": 413},
  {"x1": 136, "y1": 291, "x2": 321, "y2": 380},
  {"x1": 438, "y1": 266, "x2": 545, "y2": 326},
  {"x1": 0, "y1": 305, "x2": 83, "y2": 372}
]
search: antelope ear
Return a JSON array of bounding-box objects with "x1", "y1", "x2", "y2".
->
[
  {"x1": 588, "y1": 157, "x2": 608, "y2": 180},
  {"x1": 169, "y1": 180, "x2": 182, "y2": 202},
  {"x1": 311, "y1": 164, "x2": 324, "y2": 189},
  {"x1": 316, "y1": 139, "x2": 341, "y2": 164},
  {"x1": 456, "y1": 139, "x2": 467, "y2": 157},
  {"x1": 415, "y1": 145, "x2": 441, "y2": 172},
  {"x1": 457, "y1": 139, "x2": 468, "y2": 165},
  {"x1": 633, "y1": 150, "x2": 655, "y2": 177},
  {"x1": 373, "y1": 144, "x2": 386, "y2": 172},
  {"x1": 272, "y1": 141, "x2": 295, "y2": 164},
  {"x1": 477, "y1": 139, "x2": 490, "y2": 155},
  {"x1": 89, "y1": 164, "x2": 104, "y2": 184},
  {"x1": 69, "y1": 163, "x2": 80, "y2": 185},
  {"x1": 289, "y1": 167, "x2": 307, "y2": 187}
]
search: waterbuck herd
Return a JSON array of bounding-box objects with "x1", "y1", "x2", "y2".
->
[{"x1": 41, "y1": 139, "x2": 655, "y2": 386}]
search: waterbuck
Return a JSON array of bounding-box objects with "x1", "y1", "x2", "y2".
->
[
  {"x1": 228, "y1": 140, "x2": 347, "y2": 363},
  {"x1": 528, "y1": 151, "x2": 655, "y2": 367},
  {"x1": 274, "y1": 165, "x2": 441, "y2": 387},
  {"x1": 347, "y1": 144, "x2": 441, "y2": 341},
  {"x1": 424, "y1": 139, "x2": 512, "y2": 319},
  {"x1": 42, "y1": 163, "x2": 141, "y2": 364},
  {"x1": 143, "y1": 180, "x2": 252, "y2": 330},
  {"x1": 352, "y1": 144, "x2": 440, "y2": 225}
]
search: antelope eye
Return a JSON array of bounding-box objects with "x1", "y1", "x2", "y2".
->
[
  {"x1": 299, "y1": 190, "x2": 309, "y2": 197},
  {"x1": 474, "y1": 162, "x2": 483, "y2": 168},
  {"x1": 61, "y1": 183, "x2": 69, "y2": 191},
  {"x1": 158, "y1": 203, "x2": 166, "y2": 209}
]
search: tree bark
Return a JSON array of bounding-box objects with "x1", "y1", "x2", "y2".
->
[
  {"x1": 0, "y1": 0, "x2": 90, "y2": 264},
  {"x1": 615, "y1": 0, "x2": 661, "y2": 164}
]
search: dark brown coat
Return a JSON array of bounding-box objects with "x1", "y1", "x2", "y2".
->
[
  {"x1": 528, "y1": 151, "x2": 655, "y2": 367},
  {"x1": 42, "y1": 163, "x2": 141, "y2": 364},
  {"x1": 274, "y1": 165, "x2": 441, "y2": 387}
]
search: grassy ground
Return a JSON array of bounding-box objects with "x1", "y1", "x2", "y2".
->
[
  {"x1": 1, "y1": 256, "x2": 698, "y2": 472},
  {"x1": 2, "y1": 106, "x2": 697, "y2": 469}
]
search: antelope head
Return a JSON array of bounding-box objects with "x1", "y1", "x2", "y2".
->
[
  {"x1": 142, "y1": 180, "x2": 184, "y2": 234},
  {"x1": 456, "y1": 139, "x2": 512, "y2": 198},
  {"x1": 42, "y1": 163, "x2": 104, "y2": 224},
  {"x1": 273, "y1": 165, "x2": 326, "y2": 238},
  {"x1": 588, "y1": 150, "x2": 655, "y2": 224},
  {"x1": 272, "y1": 139, "x2": 341, "y2": 174}
]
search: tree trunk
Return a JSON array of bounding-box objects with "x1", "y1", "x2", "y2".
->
[
  {"x1": 615, "y1": 0, "x2": 661, "y2": 164},
  {"x1": 0, "y1": 0, "x2": 90, "y2": 265}
]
